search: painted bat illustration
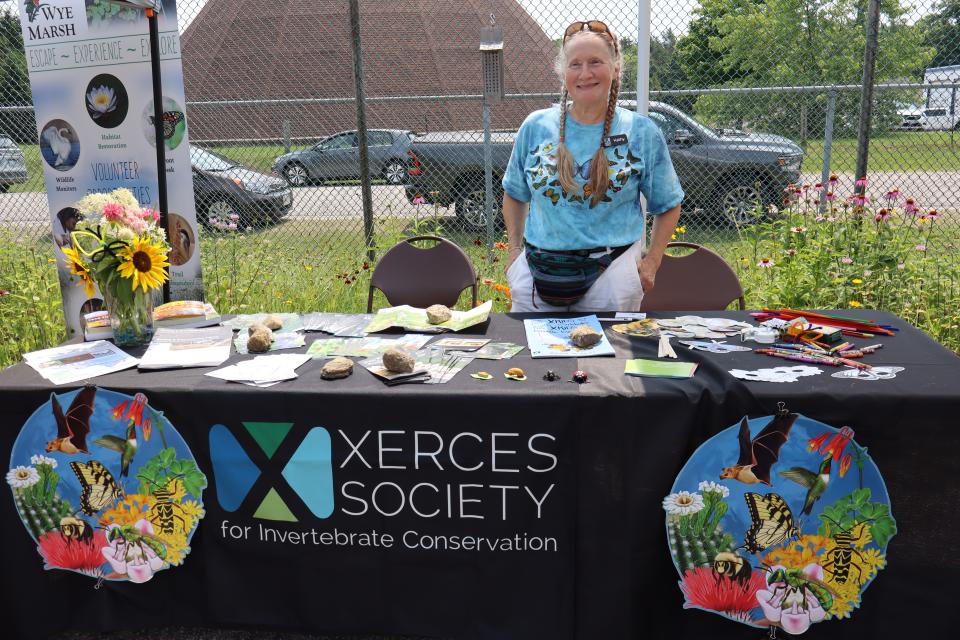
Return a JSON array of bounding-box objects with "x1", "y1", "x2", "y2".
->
[
  {"x1": 720, "y1": 411, "x2": 797, "y2": 485},
  {"x1": 45, "y1": 386, "x2": 97, "y2": 455}
]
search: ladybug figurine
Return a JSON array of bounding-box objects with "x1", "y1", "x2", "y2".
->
[
  {"x1": 543, "y1": 370, "x2": 559, "y2": 382},
  {"x1": 571, "y1": 370, "x2": 589, "y2": 384}
]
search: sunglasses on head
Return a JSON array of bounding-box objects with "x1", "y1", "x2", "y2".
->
[{"x1": 563, "y1": 20, "x2": 614, "y2": 44}]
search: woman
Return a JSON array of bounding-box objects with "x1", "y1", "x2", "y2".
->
[{"x1": 502, "y1": 20, "x2": 684, "y2": 311}]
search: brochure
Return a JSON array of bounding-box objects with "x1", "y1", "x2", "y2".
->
[
  {"x1": 431, "y1": 337, "x2": 490, "y2": 351},
  {"x1": 220, "y1": 313, "x2": 303, "y2": 333},
  {"x1": 611, "y1": 318, "x2": 661, "y2": 337},
  {"x1": 154, "y1": 300, "x2": 221, "y2": 329},
  {"x1": 82, "y1": 311, "x2": 113, "y2": 341},
  {"x1": 364, "y1": 300, "x2": 492, "y2": 333},
  {"x1": 523, "y1": 316, "x2": 616, "y2": 358},
  {"x1": 358, "y1": 348, "x2": 473, "y2": 384},
  {"x1": 138, "y1": 327, "x2": 233, "y2": 370},
  {"x1": 448, "y1": 342, "x2": 523, "y2": 360},
  {"x1": 300, "y1": 312, "x2": 373, "y2": 336},
  {"x1": 306, "y1": 335, "x2": 433, "y2": 359},
  {"x1": 206, "y1": 353, "x2": 312, "y2": 387},
  {"x1": 23, "y1": 341, "x2": 139, "y2": 385},
  {"x1": 624, "y1": 359, "x2": 699, "y2": 379},
  {"x1": 234, "y1": 331, "x2": 306, "y2": 355}
]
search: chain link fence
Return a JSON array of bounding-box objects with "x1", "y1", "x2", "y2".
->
[{"x1": 2, "y1": 0, "x2": 959, "y2": 277}]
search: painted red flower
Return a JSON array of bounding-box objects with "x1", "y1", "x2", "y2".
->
[
  {"x1": 839, "y1": 453, "x2": 853, "y2": 478},
  {"x1": 821, "y1": 426, "x2": 854, "y2": 462},
  {"x1": 111, "y1": 400, "x2": 129, "y2": 421},
  {"x1": 806, "y1": 432, "x2": 829, "y2": 454},
  {"x1": 474, "y1": 238, "x2": 482, "y2": 247},
  {"x1": 37, "y1": 530, "x2": 108, "y2": 574},
  {"x1": 125, "y1": 392, "x2": 148, "y2": 427},
  {"x1": 680, "y1": 566, "x2": 766, "y2": 616},
  {"x1": 494, "y1": 242, "x2": 508, "y2": 251}
]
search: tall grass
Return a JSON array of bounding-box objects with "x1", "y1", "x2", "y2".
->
[
  {"x1": 0, "y1": 230, "x2": 67, "y2": 365},
  {"x1": 1, "y1": 190, "x2": 957, "y2": 369}
]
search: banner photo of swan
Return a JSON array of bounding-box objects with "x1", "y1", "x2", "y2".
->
[
  {"x1": 17, "y1": 0, "x2": 203, "y2": 340},
  {"x1": 663, "y1": 407, "x2": 896, "y2": 635}
]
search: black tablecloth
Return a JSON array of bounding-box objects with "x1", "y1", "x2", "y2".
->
[{"x1": 1, "y1": 310, "x2": 957, "y2": 639}]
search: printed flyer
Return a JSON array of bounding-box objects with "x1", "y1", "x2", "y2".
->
[{"x1": 17, "y1": 0, "x2": 202, "y2": 338}]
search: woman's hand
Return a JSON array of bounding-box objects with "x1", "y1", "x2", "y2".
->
[
  {"x1": 637, "y1": 253, "x2": 661, "y2": 292},
  {"x1": 507, "y1": 246, "x2": 523, "y2": 270}
]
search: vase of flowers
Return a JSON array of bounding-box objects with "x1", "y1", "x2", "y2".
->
[{"x1": 61, "y1": 188, "x2": 170, "y2": 347}]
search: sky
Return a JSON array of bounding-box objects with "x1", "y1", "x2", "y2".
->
[{"x1": 0, "y1": 0, "x2": 943, "y2": 39}]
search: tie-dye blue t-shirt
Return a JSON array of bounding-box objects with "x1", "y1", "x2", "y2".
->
[{"x1": 502, "y1": 106, "x2": 684, "y2": 251}]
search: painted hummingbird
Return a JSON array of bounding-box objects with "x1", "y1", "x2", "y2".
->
[
  {"x1": 779, "y1": 457, "x2": 832, "y2": 515},
  {"x1": 94, "y1": 421, "x2": 138, "y2": 477}
]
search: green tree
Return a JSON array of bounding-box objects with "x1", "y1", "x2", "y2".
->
[
  {"x1": 676, "y1": 0, "x2": 761, "y2": 88},
  {"x1": 920, "y1": 0, "x2": 960, "y2": 68},
  {"x1": 0, "y1": 12, "x2": 34, "y2": 143},
  {"x1": 687, "y1": 0, "x2": 934, "y2": 137},
  {"x1": 621, "y1": 32, "x2": 694, "y2": 112}
]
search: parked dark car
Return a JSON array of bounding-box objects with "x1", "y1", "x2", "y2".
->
[
  {"x1": 272, "y1": 129, "x2": 414, "y2": 186},
  {"x1": 404, "y1": 102, "x2": 803, "y2": 229},
  {"x1": 191, "y1": 146, "x2": 293, "y2": 226},
  {"x1": 0, "y1": 134, "x2": 28, "y2": 193}
]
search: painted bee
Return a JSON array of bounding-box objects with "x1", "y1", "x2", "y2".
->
[
  {"x1": 762, "y1": 565, "x2": 837, "y2": 612},
  {"x1": 59, "y1": 515, "x2": 93, "y2": 544},
  {"x1": 712, "y1": 551, "x2": 753, "y2": 588}
]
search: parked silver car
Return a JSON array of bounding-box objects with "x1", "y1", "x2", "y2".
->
[
  {"x1": 0, "y1": 135, "x2": 28, "y2": 193},
  {"x1": 272, "y1": 129, "x2": 414, "y2": 186}
]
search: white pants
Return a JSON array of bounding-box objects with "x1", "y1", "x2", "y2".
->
[{"x1": 507, "y1": 241, "x2": 646, "y2": 312}]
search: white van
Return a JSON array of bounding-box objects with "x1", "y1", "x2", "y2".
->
[{"x1": 921, "y1": 65, "x2": 960, "y2": 131}]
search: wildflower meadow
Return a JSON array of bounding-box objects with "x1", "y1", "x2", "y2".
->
[{"x1": 1, "y1": 178, "x2": 958, "y2": 369}]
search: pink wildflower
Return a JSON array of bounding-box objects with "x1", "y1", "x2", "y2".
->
[{"x1": 102, "y1": 203, "x2": 125, "y2": 221}]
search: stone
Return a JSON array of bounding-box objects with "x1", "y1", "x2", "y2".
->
[
  {"x1": 264, "y1": 314, "x2": 284, "y2": 330},
  {"x1": 425, "y1": 304, "x2": 452, "y2": 324},
  {"x1": 321, "y1": 356, "x2": 354, "y2": 379},
  {"x1": 248, "y1": 323, "x2": 270, "y2": 336},
  {"x1": 382, "y1": 347, "x2": 415, "y2": 373},
  {"x1": 247, "y1": 330, "x2": 273, "y2": 353},
  {"x1": 570, "y1": 324, "x2": 602, "y2": 348}
]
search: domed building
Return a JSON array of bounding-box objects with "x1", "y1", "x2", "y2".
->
[{"x1": 181, "y1": 0, "x2": 559, "y2": 141}]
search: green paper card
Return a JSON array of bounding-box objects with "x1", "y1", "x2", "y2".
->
[{"x1": 624, "y1": 359, "x2": 698, "y2": 379}]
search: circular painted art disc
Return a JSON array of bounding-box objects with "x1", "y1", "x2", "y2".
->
[
  {"x1": 663, "y1": 410, "x2": 895, "y2": 635},
  {"x1": 6, "y1": 387, "x2": 206, "y2": 583}
]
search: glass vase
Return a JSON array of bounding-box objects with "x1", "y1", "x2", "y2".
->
[{"x1": 103, "y1": 287, "x2": 155, "y2": 347}]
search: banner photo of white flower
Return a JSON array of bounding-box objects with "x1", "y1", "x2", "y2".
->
[
  {"x1": 663, "y1": 407, "x2": 896, "y2": 635},
  {"x1": 6, "y1": 387, "x2": 206, "y2": 583}
]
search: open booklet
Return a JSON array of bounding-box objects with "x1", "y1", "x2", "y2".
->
[
  {"x1": 138, "y1": 327, "x2": 234, "y2": 370},
  {"x1": 364, "y1": 300, "x2": 492, "y2": 333},
  {"x1": 23, "y1": 341, "x2": 139, "y2": 385}
]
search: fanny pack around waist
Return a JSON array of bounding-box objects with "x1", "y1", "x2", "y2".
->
[{"x1": 525, "y1": 242, "x2": 631, "y2": 307}]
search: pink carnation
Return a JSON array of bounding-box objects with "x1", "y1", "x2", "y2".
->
[{"x1": 141, "y1": 208, "x2": 160, "y2": 222}]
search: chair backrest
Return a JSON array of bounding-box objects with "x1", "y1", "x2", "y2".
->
[
  {"x1": 367, "y1": 235, "x2": 478, "y2": 312},
  {"x1": 639, "y1": 242, "x2": 745, "y2": 311}
]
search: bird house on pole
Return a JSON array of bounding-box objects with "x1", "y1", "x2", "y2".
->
[{"x1": 480, "y1": 16, "x2": 504, "y2": 104}]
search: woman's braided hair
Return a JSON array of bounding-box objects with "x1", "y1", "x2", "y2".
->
[{"x1": 554, "y1": 29, "x2": 622, "y2": 208}]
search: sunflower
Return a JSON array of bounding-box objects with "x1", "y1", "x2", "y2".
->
[
  {"x1": 117, "y1": 238, "x2": 169, "y2": 292},
  {"x1": 61, "y1": 245, "x2": 96, "y2": 297}
]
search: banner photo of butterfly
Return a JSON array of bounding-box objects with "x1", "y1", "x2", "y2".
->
[
  {"x1": 5, "y1": 387, "x2": 207, "y2": 584},
  {"x1": 662, "y1": 407, "x2": 896, "y2": 635}
]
